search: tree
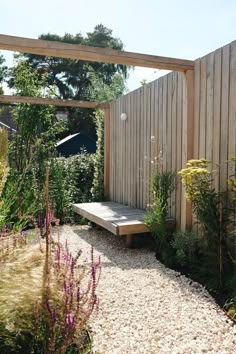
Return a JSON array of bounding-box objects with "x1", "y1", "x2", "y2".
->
[
  {"x1": 3, "y1": 60, "x2": 66, "y2": 224},
  {"x1": 17, "y1": 24, "x2": 129, "y2": 138},
  {"x1": 0, "y1": 54, "x2": 7, "y2": 94},
  {"x1": 9, "y1": 60, "x2": 62, "y2": 174}
]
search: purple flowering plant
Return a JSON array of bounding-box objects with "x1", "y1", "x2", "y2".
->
[{"x1": 0, "y1": 167, "x2": 101, "y2": 354}]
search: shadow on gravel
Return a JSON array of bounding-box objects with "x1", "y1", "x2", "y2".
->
[
  {"x1": 73, "y1": 226, "x2": 159, "y2": 269},
  {"x1": 72, "y1": 226, "x2": 226, "y2": 306}
]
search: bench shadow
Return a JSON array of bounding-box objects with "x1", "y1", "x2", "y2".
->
[
  {"x1": 72, "y1": 225, "x2": 158, "y2": 269},
  {"x1": 71, "y1": 226, "x2": 219, "y2": 305}
]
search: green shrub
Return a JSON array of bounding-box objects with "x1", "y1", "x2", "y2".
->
[
  {"x1": 179, "y1": 158, "x2": 236, "y2": 288},
  {"x1": 171, "y1": 230, "x2": 198, "y2": 267},
  {"x1": 224, "y1": 297, "x2": 236, "y2": 320},
  {"x1": 145, "y1": 169, "x2": 175, "y2": 265},
  {"x1": 179, "y1": 158, "x2": 236, "y2": 318},
  {"x1": 49, "y1": 153, "x2": 95, "y2": 222}
]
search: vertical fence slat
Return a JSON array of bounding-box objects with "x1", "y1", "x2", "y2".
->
[
  {"x1": 228, "y1": 42, "x2": 236, "y2": 177},
  {"x1": 176, "y1": 73, "x2": 182, "y2": 228},
  {"x1": 194, "y1": 59, "x2": 201, "y2": 160},
  {"x1": 146, "y1": 84, "x2": 151, "y2": 207},
  {"x1": 167, "y1": 74, "x2": 172, "y2": 216},
  {"x1": 206, "y1": 53, "x2": 214, "y2": 168},
  {"x1": 199, "y1": 56, "x2": 207, "y2": 159},
  {"x1": 213, "y1": 48, "x2": 222, "y2": 191},
  {"x1": 220, "y1": 44, "x2": 230, "y2": 190}
]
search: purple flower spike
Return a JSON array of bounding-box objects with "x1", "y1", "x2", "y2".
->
[
  {"x1": 52, "y1": 308, "x2": 57, "y2": 321},
  {"x1": 45, "y1": 299, "x2": 52, "y2": 315},
  {"x1": 91, "y1": 266, "x2": 96, "y2": 279},
  {"x1": 66, "y1": 313, "x2": 73, "y2": 327},
  {"x1": 64, "y1": 280, "x2": 69, "y2": 293},
  {"x1": 77, "y1": 288, "x2": 80, "y2": 302}
]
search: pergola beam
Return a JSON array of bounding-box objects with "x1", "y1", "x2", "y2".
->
[
  {"x1": 0, "y1": 95, "x2": 108, "y2": 109},
  {"x1": 0, "y1": 34, "x2": 194, "y2": 72}
]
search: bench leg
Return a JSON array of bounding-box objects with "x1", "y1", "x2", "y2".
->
[{"x1": 125, "y1": 234, "x2": 134, "y2": 248}]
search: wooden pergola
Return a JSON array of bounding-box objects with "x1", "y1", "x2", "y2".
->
[{"x1": 0, "y1": 34, "x2": 194, "y2": 229}]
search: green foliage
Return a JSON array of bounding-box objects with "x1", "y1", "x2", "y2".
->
[
  {"x1": 224, "y1": 297, "x2": 236, "y2": 320},
  {"x1": 18, "y1": 24, "x2": 129, "y2": 139},
  {"x1": 179, "y1": 158, "x2": 236, "y2": 288},
  {"x1": 145, "y1": 169, "x2": 175, "y2": 265},
  {"x1": 91, "y1": 110, "x2": 104, "y2": 201},
  {"x1": 49, "y1": 158, "x2": 69, "y2": 222},
  {"x1": 63, "y1": 154, "x2": 95, "y2": 204},
  {"x1": 171, "y1": 230, "x2": 198, "y2": 267},
  {"x1": 0, "y1": 60, "x2": 66, "y2": 228},
  {"x1": 49, "y1": 154, "x2": 95, "y2": 222},
  {"x1": 89, "y1": 72, "x2": 127, "y2": 103},
  {"x1": 0, "y1": 229, "x2": 100, "y2": 353},
  {"x1": 0, "y1": 54, "x2": 7, "y2": 94},
  {"x1": 179, "y1": 158, "x2": 236, "y2": 318},
  {"x1": 0, "y1": 129, "x2": 9, "y2": 199}
]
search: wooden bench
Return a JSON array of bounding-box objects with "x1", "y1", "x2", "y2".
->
[{"x1": 72, "y1": 202, "x2": 175, "y2": 247}]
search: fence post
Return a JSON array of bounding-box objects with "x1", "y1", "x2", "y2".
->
[
  {"x1": 181, "y1": 69, "x2": 194, "y2": 230},
  {"x1": 104, "y1": 106, "x2": 110, "y2": 200}
]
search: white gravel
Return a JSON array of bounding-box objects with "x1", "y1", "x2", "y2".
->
[{"x1": 59, "y1": 225, "x2": 236, "y2": 354}]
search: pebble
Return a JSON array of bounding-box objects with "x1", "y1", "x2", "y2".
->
[{"x1": 58, "y1": 225, "x2": 236, "y2": 354}]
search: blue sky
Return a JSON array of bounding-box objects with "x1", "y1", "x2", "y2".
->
[{"x1": 1, "y1": 0, "x2": 236, "y2": 91}]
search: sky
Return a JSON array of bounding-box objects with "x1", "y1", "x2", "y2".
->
[{"x1": 1, "y1": 0, "x2": 236, "y2": 92}]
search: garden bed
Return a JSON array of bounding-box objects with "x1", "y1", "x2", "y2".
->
[{"x1": 60, "y1": 225, "x2": 236, "y2": 354}]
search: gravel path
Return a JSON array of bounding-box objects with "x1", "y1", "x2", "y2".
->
[{"x1": 59, "y1": 225, "x2": 236, "y2": 354}]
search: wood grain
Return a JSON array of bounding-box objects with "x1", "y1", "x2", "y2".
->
[
  {"x1": 0, "y1": 94, "x2": 108, "y2": 108},
  {"x1": 0, "y1": 34, "x2": 194, "y2": 71}
]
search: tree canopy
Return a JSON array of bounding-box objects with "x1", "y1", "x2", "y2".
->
[{"x1": 17, "y1": 24, "x2": 129, "y2": 138}]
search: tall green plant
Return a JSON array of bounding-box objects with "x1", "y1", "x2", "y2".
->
[
  {"x1": 49, "y1": 154, "x2": 95, "y2": 222},
  {"x1": 2, "y1": 60, "x2": 66, "y2": 226},
  {"x1": 145, "y1": 168, "x2": 175, "y2": 265},
  {"x1": 0, "y1": 128, "x2": 8, "y2": 199},
  {"x1": 91, "y1": 110, "x2": 104, "y2": 201},
  {"x1": 179, "y1": 158, "x2": 236, "y2": 288}
]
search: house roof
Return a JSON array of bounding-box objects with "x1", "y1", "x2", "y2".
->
[
  {"x1": 0, "y1": 106, "x2": 16, "y2": 131},
  {"x1": 56, "y1": 133, "x2": 80, "y2": 146},
  {"x1": 0, "y1": 120, "x2": 16, "y2": 131}
]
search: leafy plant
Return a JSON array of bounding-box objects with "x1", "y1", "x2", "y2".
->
[
  {"x1": 179, "y1": 158, "x2": 236, "y2": 288},
  {"x1": 171, "y1": 230, "x2": 198, "y2": 267},
  {"x1": 49, "y1": 153, "x2": 95, "y2": 223},
  {"x1": 91, "y1": 110, "x2": 104, "y2": 201},
  {"x1": 224, "y1": 297, "x2": 236, "y2": 320},
  {"x1": 0, "y1": 231, "x2": 100, "y2": 354},
  {"x1": 145, "y1": 166, "x2": 175, "y2": 265},
  {"x1": 0, "y1": 128, "x2": 9, "y2": 199},
  {"x1": 1, "y1": 60, "x2": 66, "y2": 228},
  {"x1": 0, "y1": 169, "x2": 101, "y2": 353}
]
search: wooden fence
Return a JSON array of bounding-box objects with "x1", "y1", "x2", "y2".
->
[
  {"x1": 107, "y1": 41, "x2": 236, "y2": 229},
  {"x1": 194, "y1": 42, "x2": 236, "y2": 192}
]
